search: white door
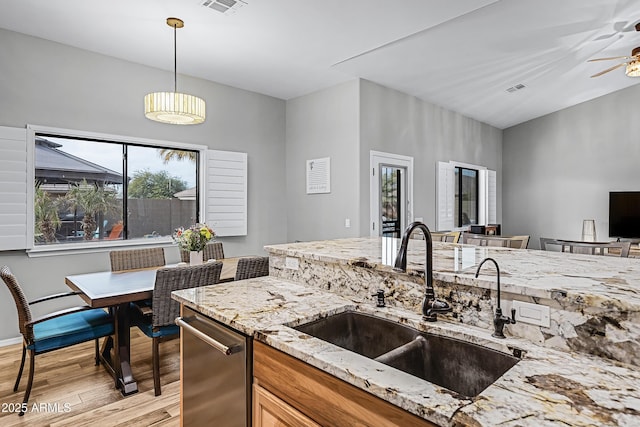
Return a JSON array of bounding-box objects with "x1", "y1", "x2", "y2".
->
[{"x1": 370, "y1": 151, "x2": 413, "y2": 237}]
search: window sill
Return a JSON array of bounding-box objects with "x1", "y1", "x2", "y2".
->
[{"x1": 26, "y1": 237, "x2": 175, "y2": 258}]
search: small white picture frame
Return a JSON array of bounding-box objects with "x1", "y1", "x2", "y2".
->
[{"x1": 306, "y1": 157, "x2": 331, "y2": 194}]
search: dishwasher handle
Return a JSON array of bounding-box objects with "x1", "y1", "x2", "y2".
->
[{"x1": 176, "y1": 316, "x2": 241, "y2": 356}]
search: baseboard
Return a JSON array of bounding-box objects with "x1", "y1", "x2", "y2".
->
[{"x1": 0, "y1": 337, "x2": 22, "y2": 347}]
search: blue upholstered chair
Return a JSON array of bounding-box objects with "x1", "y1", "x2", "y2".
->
[
  {"x1": 0, "y1": 266, "x2": 114, "y2": 416},
  {"x1": 131, "y1": 262, "x2": 222, "y2": 396}
]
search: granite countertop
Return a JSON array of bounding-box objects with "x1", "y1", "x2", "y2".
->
[
  {"x1": 265, "y1": 237, "x2": 640, "y2": 310},
  {"x1": 172, "y1": 277, "x2": 640, "y2": 426}
]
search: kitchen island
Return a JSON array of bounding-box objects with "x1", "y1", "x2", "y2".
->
[
  {"x1": 266, "y1": 237, "x2": 640, "y2": 367},
  {"x1": 172, "y1": 236, "x2": 640, "y2": 426}
]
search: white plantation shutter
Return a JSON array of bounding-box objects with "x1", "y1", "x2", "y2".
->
[
  {"x1": 478, "y1": 169, "x2": 497, "y2": 226},
  {"x1": 205, "y1": 149, "x2": 247, "y2": 236},
  {"x1": 0, "y1": 126, "x2": 28, "y2": 250},
  {"x1": 436, "y1": 161, "x2": 455, "y2": 231},
  {"x1": 487, "y1": 169, "x2": 497, "y2": 224}
]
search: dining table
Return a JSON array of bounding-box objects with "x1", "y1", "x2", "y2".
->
[{"x1": 64, "y1": 256, "x2": 251, "y2": 395}]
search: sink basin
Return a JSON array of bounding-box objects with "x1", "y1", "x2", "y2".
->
[
  {"x1": 294, "y1": 311, "x2": 520, "y2": 397},
  {"x1": 295, "y1": 310, "x2": 417, "y2": 359}
]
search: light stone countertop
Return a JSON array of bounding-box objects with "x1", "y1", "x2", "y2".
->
[
  {"x1": 265, "y1": 237, "x2": 640, "y2": 310},
  {"x1": 172, "y1": 276, "x2": 640, "y2": 426}
]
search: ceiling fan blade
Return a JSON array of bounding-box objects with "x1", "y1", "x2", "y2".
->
[
  {"x1": 588, "y1": 55, "x2": 630, "y2": 62},
  {"x1": 593, "y1": 33, "x2": 617, "y2": 41},
  {"x1": 614, "y1": 20, "x2": 630, "y2": 31},
  {"x1": 590, "y1": 62, "x2": 626, "y2": 78}
]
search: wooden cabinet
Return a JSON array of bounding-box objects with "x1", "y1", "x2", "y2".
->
[
  {"x1": 253, "y1": 341, "x2": 436, "y2": 427},
  {"x1": 253, "y1": 383, "x2": 321, "y2": 427}
]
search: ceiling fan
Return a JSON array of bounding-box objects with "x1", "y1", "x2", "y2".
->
[
  {"x1": 589, "y1": 22, "x2": 640, "y2": 78},
  {"x1": 589, "y1": 46, "x2": 640, "y2": 77}
]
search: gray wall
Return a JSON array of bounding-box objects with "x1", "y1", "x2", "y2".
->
[
  {"x1": 284, "y1": 79, "x2": 504, "y2": 242},
  {"x1": 503, "y1": 84, "x2": 640, "y2": 249},
  {"x1": 0, "y1": 29, "x2": 287, "y2": 340},
  {"x1": 359, "y1": 80, "x2": 503, "y2": 235},
  {"x1": 285, "y1": 80, "x2": 361, "y2": 242}
]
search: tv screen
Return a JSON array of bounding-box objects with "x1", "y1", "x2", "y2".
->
[{"x1": 609, "y1": 192, "x2": 640, "y2": 238}]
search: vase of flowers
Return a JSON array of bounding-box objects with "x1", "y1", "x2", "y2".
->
[{"x1": 173, "y1": 223, "x2": 215, "y2": 265}]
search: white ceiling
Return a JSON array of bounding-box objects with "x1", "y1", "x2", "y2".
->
[{"x1": 2, "y1": 0, "x2": 640, "y2": 129}]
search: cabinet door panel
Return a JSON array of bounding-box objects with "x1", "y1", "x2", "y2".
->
[
  {"x1": 253, "y1": 341, "x2": 436, "y2": 427},
  {"x1": 253, "y1": 384, "x2": 320, "y2": 427}
]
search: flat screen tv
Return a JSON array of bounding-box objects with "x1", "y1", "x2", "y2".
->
[{"x1": 609, "y1": 191, "x2": 640, "y2": 238}]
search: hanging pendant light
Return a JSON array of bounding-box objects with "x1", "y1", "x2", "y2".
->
[{"x1": 144, "y1": 17, "x2": 206, "y2": 125}]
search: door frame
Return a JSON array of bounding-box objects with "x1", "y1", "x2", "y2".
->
[{"x1": 370, "y1": 151, "x2": 414, "y2": 237}]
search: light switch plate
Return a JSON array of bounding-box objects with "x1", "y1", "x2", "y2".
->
[
  {"x1": 511, "y1": 300, "x2": 550, "y2": 327},
  {"x1": 285, "y1": 256, "x2": 299, "y2": 270}
]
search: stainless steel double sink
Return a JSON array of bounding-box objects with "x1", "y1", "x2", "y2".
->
[{"x1": 294, "y1": 310, "x2": 520, "y2": 398}]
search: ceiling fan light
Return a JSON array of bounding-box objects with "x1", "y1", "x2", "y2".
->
[
  {"x1": 144, "y1": 92, "x2": 206, "y2": 125},
  {"x1": 625, "y1": 60, "x2": 640, "y2": 77}
]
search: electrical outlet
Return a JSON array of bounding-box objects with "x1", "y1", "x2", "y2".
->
[
  {"x1": 345, "y1": 218, "x2": 351, "y2": 228},
  {"x1": 511, "y1": 300, "x2": 550, "y2": 327}
]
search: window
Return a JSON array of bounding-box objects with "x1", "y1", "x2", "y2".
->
[
  {"x1": 0, "y1": 125, "x2": 248, "y2": 252},
  {"x1": 436, "y1": 161, "x2": 496, "y2": 231},
  {"x1": 380, "y1": 166, "x2": 402, "y2": 238},
  {"x1": 454, "y1": 167, "x2": 478, "y2": 227},
  {"x1": 33, "y1": 133, "x2": 198, "y2": 246}
]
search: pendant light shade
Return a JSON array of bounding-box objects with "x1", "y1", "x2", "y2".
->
[
  {"x1": 144, "y1": 92, "x2": 206, "y2": 124},
  {"x1": 145, "y1": 18, "x2": 206, "y2": 125}
]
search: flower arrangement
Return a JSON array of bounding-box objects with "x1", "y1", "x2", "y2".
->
[{"x1": 173, "y1": 223, "x2": 215, "y2": 252}]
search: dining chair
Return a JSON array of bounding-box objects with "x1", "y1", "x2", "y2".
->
[
  {"x1": 234, "y1": 256, "x2": 270, "y2": 281},
  {"x1": 0, "y1": 266, "x2": 114, "y2": 416},
  {"x1": 110, "y1": 247, "x2": 167, "y2": 323},
  {"x1": 431, "y1": 231, "x2": 461, "y2": 243},
  {"x1": 508, "y1": 235, "x2": 530, "y2": 249},
  {"x1": 540, "y1": 238, "x2": 631, "y2": 257},
  {"x1": 179, "y1": 241, "x2": 225, "y2": 263},
  {"x1": 462, "y1": 233, "x2": 499, "y2": 246},
  {"x1": 132, "y1": 262, "x2": 223, "y2": 396},
  {"x1": 109, "y1": 247, "x2": 166, "y2": 271},
  {"x1": 486, "y1": 238, "x2": 509, "y2": 247},
  {"x1": 462, "y1": 233, "x2": 530, "y2": 249}
]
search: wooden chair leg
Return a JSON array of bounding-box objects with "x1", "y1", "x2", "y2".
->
[
  {"x1": 153, "y1": 337, "x2": 161, "y2": 396},
  {"x1": 20, "y1": 350, "x2": 35, "y2": 416},
  {"x1": 13, "y1": 345, "x2": 26, "y2": 392}
]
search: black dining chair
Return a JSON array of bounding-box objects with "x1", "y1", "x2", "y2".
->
[
  {"x1": 131, "y1": 262, "x2": 222, "y2": 396},
  {"x1": 0, "y1": 266, "x2": 114, "y2": 416}
]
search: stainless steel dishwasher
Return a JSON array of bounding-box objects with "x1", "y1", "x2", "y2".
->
[{"x1": 176, "y1": 307, "x2": 251, "y2": 427}]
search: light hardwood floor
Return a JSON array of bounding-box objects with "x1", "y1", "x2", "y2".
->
[{"x1": 0, "y1": 329, "x2": 180, "y2": 427}]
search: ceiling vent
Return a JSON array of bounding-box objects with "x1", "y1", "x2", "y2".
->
[
  {"x1": 200, "y1": 0, "x2": 247, "y2": 14},
  {"x1": 506, "y1": 84, "x2": 526, "y2": 93}
]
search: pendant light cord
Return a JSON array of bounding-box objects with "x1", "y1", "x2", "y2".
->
[{"x1": 173, "y1": 21, "x2": 177, "y2": 93}]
